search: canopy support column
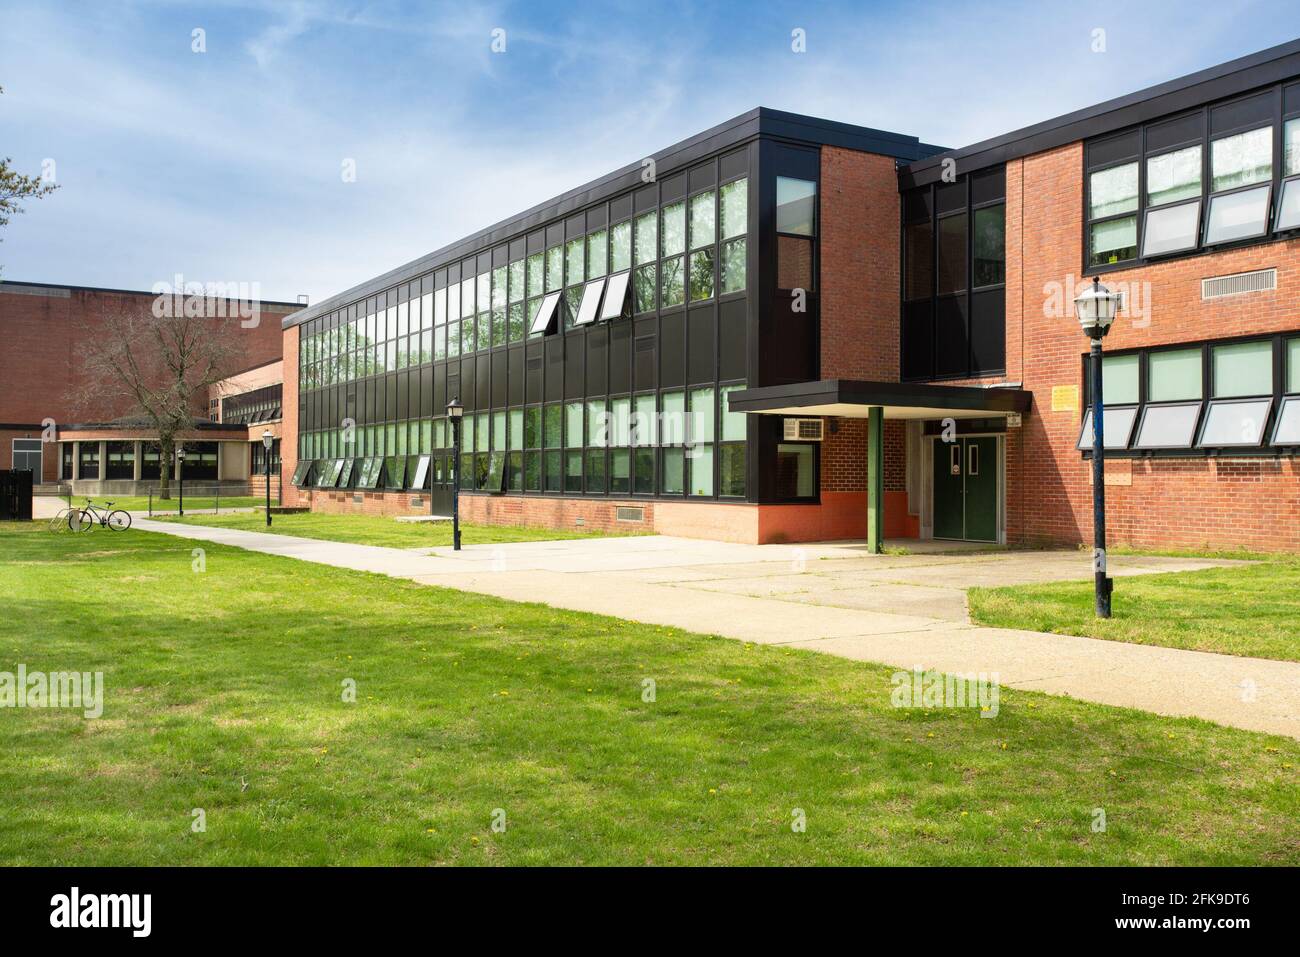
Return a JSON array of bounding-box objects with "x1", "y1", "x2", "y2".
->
[{"x1": 867, "y1": 406, "x2": 883, "y2": 554}]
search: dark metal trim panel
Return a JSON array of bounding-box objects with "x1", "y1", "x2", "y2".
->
[
  {"x1": 901, "y1": 38, "x2": 1300, "y2": 189},
  {"x1": 729, "y1": 378, "x2": 1032, "y2": 414},
  {"x1": 284, "y1": 108, "x2": 943, "y2": 331}
]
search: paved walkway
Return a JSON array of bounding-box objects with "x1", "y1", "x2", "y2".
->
[{"x1": 130, "y1": 518, "x2": 1300, "y2": 739}]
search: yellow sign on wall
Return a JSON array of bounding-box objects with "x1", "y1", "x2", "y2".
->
[{"x1": 1051, "y1": 385, "x2": 1079, "y2": 413}]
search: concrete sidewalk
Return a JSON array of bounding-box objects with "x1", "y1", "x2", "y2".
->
[{"x1": 131, "y1": 518, "x2": 1300, "y2": 739}]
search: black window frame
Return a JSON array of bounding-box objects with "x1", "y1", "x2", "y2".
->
[{"x1": 1083, "y1": 81, "x2": 1300, "y2": 274}]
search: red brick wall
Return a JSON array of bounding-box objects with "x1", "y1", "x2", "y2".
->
[
  {"x1": 813, "y1": 146, "x2": 912, "y2": 534},
  {"x1": 0, "y1": 285, "x2": 290, "y2": 432},
  {"x1": 0, "y1": 427, "x2": 58, "y2": 480},
  {"x1": 1010, "y1": 142, "x2": 1300, "y2": 552}
]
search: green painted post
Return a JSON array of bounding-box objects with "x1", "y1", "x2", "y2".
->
[{"x1": 867, "y1": 406, "x2": 884, "y2": 554}]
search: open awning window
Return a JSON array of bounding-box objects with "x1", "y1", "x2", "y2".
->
[
  {"x1": 600, "y1": 271, "x2": 631, "y2": 320},
  {"x1": 529, "y1": 291, "x2": 562, "y2": 335},
  {"x1": 409, "y1": 454, "x2": 431, "y2": 490},
  {"x1": 1197, "y1": 397, "x2": 1271, "y2": 446},
  {"x1": 1270, "y1": 395, "x2": 1300, "y2": 445},
  {"x1": 575, "y1": 279, "x2": 605, "y2": 325},
  {"x1": 1075, "y1": 406, "x2": 1139, "y2": 450},
  {"x1": 290, "y1": 459, "x2": 314, "y2": 486},
  {"x1": 1132, "y1": 402, "x2": 1202, "y2": 448}
]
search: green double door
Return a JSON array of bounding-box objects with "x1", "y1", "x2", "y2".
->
[{"x1": 932, "y1": 436, "x2": 998, "y2": 542}]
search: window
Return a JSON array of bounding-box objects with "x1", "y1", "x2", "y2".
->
[
  {"x1": 689, "y1": 191, "x2": 715, "y2": 249},
  {"x1": 1210, "y1": 126, "x2": 1272, "y2": 192},
  {"x1": 1103, "y1": 353, "x2": 1140, "y2": 404},
  {"x1": 1087, "y1": 162, "x2": 1139, "y2": 267},
  {"x1": 660, "y1": 256, "x2": 684, "y2": 308},
  {"x1": 1277, "y1": 178, "x2": 1300, "y2": 232},
  {"x1": 1077, "y1": 407, "x2": 1139, "y2": 450},
  {"x1": 660, "y1": 202, "x2": 685, "y2": 258},
  {"x1": 720, "y1": 237, "x2": 746, "y2": 294},
  {"x1": 610, "y1": 221, "x2": 632, "y2": 272},
  {"x1": 774, "y1": 443, "x2": 815, "y2": 499},
  {"x1": 901, "y1": 167, "x2": 1005, "y2": 381},
  {"x1": 1198, "y1": 398, "x2": 1271, "y2": 447},
  {"x1": 634, "y1": 212, "x2": 657, "y2": 266},
  {"x1": 545, "y1": 246, "x2": 563, "y2": 291},
  {"x1": 972, "y1": 205, "x2": 1004, "y2": 287},
  {"x1": 775, "y1": 177, "x2": 815, "y2": 234},
  {"x1": 634, "y1": 263, "x2": 656, "y2": 313},
  {"x1": 565, "y1": 238, "x2": 584, "y2": 286},
  {"x1": 529, "y1": 291, "x2": 562, "y2": 335},
  {"x1": 1133, "y1": 402, "x2": 1201, "y2": 449},
  {"x1": 1212, "y1": 340, "x2": 1272, "y2": 397},
  {"x1": 575, "y1": 279, "x2": 604, "y2": 325},
  {"x1": 1204, "y1": 184, "x2": 1271, "y2": 245},
  {"x1": 1148, "y1": 348, "x2": 1202, "y2": 402},
  {"x1": 719, "y1": 178, "x2": 747, "y2": 239},
  {"x1": 689, "y1": 248, "x2": 714, "y2": 300},
  {"x1": 600, "y1": 271, "x2": 630, "y2": 320},
  {"x1": 936, "y1": 213, "x2": 967, "y2": 294},
  {"x1": 1142, "y1": 200, "x2": 1201, "y2": 257},
  {"x1": 1147, "y1": 145, "x2": 1201, "y2": 205},
  {"x1": 587, "y1": 230, "x2": 607, "y2": 279},
  {"x1": 1288, "y1": 337, "x2": 1300, "y2": 393},
  {"x1": 776, "y1": 176, "x2": 815, "y2": 291},
  {"x1": 1272, "y1": 395, "x2": 1300, "y2": 445}
]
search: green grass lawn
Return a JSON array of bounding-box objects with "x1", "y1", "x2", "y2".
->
[
  {"x1": 151, "y1": 511, "x2": 617, "y2": 548},
  {"x1": 0, "y1": 523, "x2": 1295, "y2": 866},
  {"x1": 969, "y1": 553, "x2": 1300, "y2": 662}
]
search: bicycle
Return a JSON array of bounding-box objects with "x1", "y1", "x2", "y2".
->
[{"x1": 70, "y1": 499, "x2": 133, "y2": 532}]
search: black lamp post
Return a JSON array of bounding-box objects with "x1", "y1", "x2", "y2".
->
[
  {"x1": 1074, "y1": 277, "x2": 1121, "y2": 618},
  {"x1": 262, "y1": 429, "x2": 274, "y2": 527},
  {"x1": 447, "y1": 398, "x2": 463, "y2": 551},
  {"x1": 175, "y1": 445, "x2": 186, "y2": 517}
]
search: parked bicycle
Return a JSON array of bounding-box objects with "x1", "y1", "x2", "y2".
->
[{"x1": 69, "y1": 499, "x2": 133, "y2": 532}]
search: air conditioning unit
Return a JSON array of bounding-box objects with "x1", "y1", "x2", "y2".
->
[{"x1": 783, "y1": 418, "x2": 824, "y2": 441}]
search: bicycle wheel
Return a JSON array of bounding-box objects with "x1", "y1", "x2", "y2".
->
[
  {"x1": 107, "y1": 510, "x2": 132, "y2": 531},
  {"x1": 68, "y1": 509, "x2": 95, "y2": 533}
]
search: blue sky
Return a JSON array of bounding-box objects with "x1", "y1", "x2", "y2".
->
[{"x1": 1, "y1": 0, "x2": 1296, "y2": 302}]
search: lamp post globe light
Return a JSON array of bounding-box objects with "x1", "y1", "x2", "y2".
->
[
  {"x1": 446, "y1": 398, "x2": 463, "y2": 552},
  {"x1": 1074, "y1": 277, "x2": 1121, "y2": 618},
  {"x1": 175, "y1": 445, "x2": 186, "y2": 518},
  {"x1": 262, "y1": 429, "x2": 274, "y2": 528}
]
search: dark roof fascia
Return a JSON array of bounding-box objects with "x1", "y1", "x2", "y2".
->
[
  {"x1": 729, "y1": 379, "x2": 1032, "y2": 415},
  {"x1": 900, "y1": 37, "x2": 1300, "y2": 189},
  {"x1": 284, "y1": 108, "x2": 940, "y2": 331},
  {"x1": 60, "y1": 420, "x2": 247, "y2": 433},
  {"x1": 0, "y1": 279, "x2": 304, "y2": 309}
]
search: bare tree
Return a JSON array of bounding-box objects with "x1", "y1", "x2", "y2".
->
[{"x1": 75, "y1": 294, "x2": 246, "y2": 498}]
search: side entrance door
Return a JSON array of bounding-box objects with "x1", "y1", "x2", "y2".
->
[{"x1": 931, "y1": 436, "x2": 998, "y2": 542}]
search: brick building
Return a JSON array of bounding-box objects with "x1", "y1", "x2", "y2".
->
[
  {"x1": 0, "y1": 281, "x2": 299, "y2": 493},
  {"x1": 282, "y1": 39, "x2": 1300, "y2": 552}
]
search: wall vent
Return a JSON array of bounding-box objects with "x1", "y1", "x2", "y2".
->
[
  {"x1": 783, "y1": 418, "x2": 825, "y2": 441},
  {"x1": 1201, "y1": 268, "x2": 1276, "y2": 300},
  {"x1": 615, "y1": 506, "x2": 645, "y2": 522}
]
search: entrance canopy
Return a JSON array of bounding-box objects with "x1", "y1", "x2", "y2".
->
[{"x1": 727, "y1": 379, "x2": 1032, "y2": 419}]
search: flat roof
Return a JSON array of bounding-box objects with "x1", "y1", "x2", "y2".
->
[
  {"x1": 728, "y1": 379, "x2": 1032, "y2": 420},
  {"x1": 0, "y1": 279, "x2": 305, "y2": 309},
  {"x1": 283, "y1": 107, "x2": 945, "y2": 331},
  {"x1": 901, "y1": 37, "x2": 1300, "y2": 188}
]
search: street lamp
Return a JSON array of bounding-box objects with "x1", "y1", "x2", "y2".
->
[
  {"x1": 175, "y1": 445, "x2": 186, "y2": 517},
  {"x1": 446, "y1": 397, "x2": 463, "y2": 551},
  {"x1": 262, "y1": 429, "x2": 274, "y2": 528},
  {"x1": 1074, "y1": 277, "x2": 1121, "y2": 618}
]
